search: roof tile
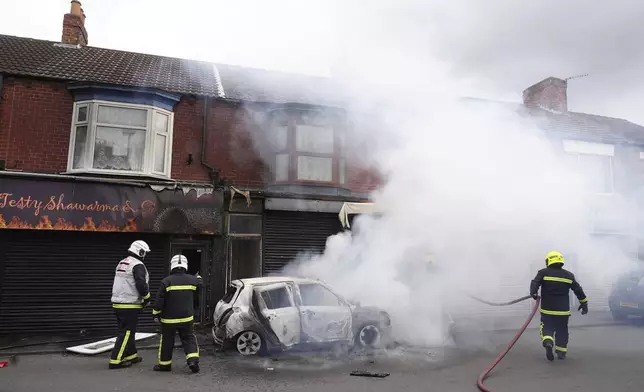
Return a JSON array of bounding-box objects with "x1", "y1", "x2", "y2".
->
[{"x1": 0, "y1": 34, "x2": 220, "y2": 96}]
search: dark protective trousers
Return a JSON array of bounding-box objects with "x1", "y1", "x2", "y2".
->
[
  {"x1": 110, "y1": 308, "x2": 141, "y2": 365},
  {"x1": 157, "y1": 322, "x2": 199, "y2": 369},
  {"x1": 540, "y1": 314, "x2": 570, "y2": 354}
]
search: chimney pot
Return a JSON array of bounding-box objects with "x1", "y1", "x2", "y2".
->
[
  {"x1": 522, "y1": 77, "x2": 568, "y2": 112},
  {"x1": 70, "y1": 0, "x2": 82, "y2": 16}
]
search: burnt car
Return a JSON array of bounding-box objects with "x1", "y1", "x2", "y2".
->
[{"x1": 212, "y1": 277, "x2": 393, "y2": 356}]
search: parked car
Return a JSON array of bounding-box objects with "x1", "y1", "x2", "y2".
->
[
  {"x1": 212, "y1": 276, "x2": 393, "y2": 356},
  {"x1": 608, "y1": 268, "x2": 644, "y2": 320}
]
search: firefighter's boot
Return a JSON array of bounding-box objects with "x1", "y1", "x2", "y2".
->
[
  {"x1": 153, "y1": 364, "x2": 171, "y2": 372},
  {"x1": 543, "y1": 340, "x2": 554, "y2": 361},
  {"x1": 556, "y1": 351, "x2": 567, "y2": 360},
  {"x1": 188, "y1": 359, "x2": 200, "y2": 374},
  {"x1": 109, "y1": 361, "x2": 132, "y2": 370}
]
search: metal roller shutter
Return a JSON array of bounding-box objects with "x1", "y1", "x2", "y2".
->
[
  {"x1": 263, "y1": 211, "x2": 343, "y2": 275},
  {"x1": 0, "y1": 230, "x2": 170, "y2": 336}
]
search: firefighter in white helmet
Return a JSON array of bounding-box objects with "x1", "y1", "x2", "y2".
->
[
  {"x1": 152, "y1": 254, "x2": 203, "y2": 373},
  {"x1": 109, "y1": 240, "x2": 151, "y2": 369}
]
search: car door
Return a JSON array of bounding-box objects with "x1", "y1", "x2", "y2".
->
[
  {"x1": 295, "y1": 282, "x2": 353, "y2": 343},
  {"x1": 254, "y1": 283, "x2": 301, "y2": 348}
]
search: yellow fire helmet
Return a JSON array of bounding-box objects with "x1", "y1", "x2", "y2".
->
[{"x1": 545, "y1": 251, "x2": 564, "y2": 266}]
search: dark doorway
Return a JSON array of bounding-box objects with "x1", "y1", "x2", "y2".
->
[
  {"x1": 170, "y1": 242, "x2": 209, "y2": 324},
  {"x1": 229, "y1": 238, "x2": 261, "y2": 281},
  {"x1": 180, "y1": 249, "x2": 202, "y2": 275}
]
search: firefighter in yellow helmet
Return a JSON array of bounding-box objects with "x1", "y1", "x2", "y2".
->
[{"x1": 530, "y1": 251, "x2": 588, "y2": 361}]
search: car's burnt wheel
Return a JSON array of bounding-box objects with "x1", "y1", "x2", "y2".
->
[
  {"x1": 611, "y1": 309, "x2": 628, "y2": 321},
  {"x1": 236, "y1": 331, "x2": 265, "y2": 356},
  {"x1": 355, "y1": 324, "x2": 382, "y2": 349}
]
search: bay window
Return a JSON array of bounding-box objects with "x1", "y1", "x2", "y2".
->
[
  {"x1": 68, "y1": 101, "x2": 173, "y2": 178},
  {"x1": 268, "y1": 112, "x2": 346, "y2": 185}
]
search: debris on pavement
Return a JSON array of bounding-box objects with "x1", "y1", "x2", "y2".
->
[
  {"x1": 350, "y1": 370, "x2": 390, "y2": 378},
  {"x1": 0, "y1": 361, "x2": 8, "y2": 368}
]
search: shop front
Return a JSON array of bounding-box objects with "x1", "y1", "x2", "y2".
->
[
  {"x1": 262, "y1": 198, "x2": 345, "y2": 275},
  {"x1": 0, "y1": 174, "x2": 223, "y2": 336}
]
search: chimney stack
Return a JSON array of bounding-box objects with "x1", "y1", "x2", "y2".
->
[
  {"x1": 522, "y1": 77, "x2": 567, "y2": 112},
  {"x1": 62, "y1": 0, "x2": 88, "y2": 46}
]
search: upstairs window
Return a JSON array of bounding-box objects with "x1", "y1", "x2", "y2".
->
[
  {"x1": 563, "y1": 140, "x2": 614, "y2": 194},
  {"x1": 268, "y1": 111, "x2": 346, "y2": 185},
  {"x1": 68, "y1": 101, "x2": 173, "y2": 178}
]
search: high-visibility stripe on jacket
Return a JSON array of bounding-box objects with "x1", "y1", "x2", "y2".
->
[
  {"x1": 152, "y1": 270, "x2": 203, "y2": 324},
  {"x1": 530, "y1": 265, "x2": 587, "y2": 315}
]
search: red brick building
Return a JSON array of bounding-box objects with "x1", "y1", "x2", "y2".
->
[{"x1": 0, "y1": 2, "x2": 379, "y2": 335}]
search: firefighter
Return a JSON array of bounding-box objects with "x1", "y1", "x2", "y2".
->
[
  {"x1": 530, "y1": 251, "x2": 588, "y2": 361},
  {"x1": 152, "y1": 254, "x2": 202, "y2": 373},
  {"x1": 109, "y1": 240, "x2": 151, "y2": 369}
]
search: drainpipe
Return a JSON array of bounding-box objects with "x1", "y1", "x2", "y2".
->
[
  {"x1": 0, "y1": 73, "x2": 4, "y2": 103},
  {"x1": 201, "y1": 96, "x2": 220, "y2": 184}
]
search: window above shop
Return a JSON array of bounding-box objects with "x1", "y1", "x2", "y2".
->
[
  {"x1": 67, "y1": 100, "x2": 174, "y2": 178},
  {"x1": 267, "y1": 110, "x2": 347, "y2": 185},
  {"x1": 563, "y1": 139, "x2": 614, "y2": 194}
]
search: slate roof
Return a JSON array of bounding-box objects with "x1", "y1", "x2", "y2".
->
[
  {"x1": 0, "y1": 34, "x2": 221, "y2": 96},
  {"x1": 521, "y1": 106, "x2": 644, "y2": 146},
  {"x1": 215, "y1": 63, "x2": 345, "y2": 107},
  {"x1": 462, "y1": 97, "x2": 644, "y2": 146},
  {"x1": 2, "y1": 33, "x2": 644, "y2": 145}
]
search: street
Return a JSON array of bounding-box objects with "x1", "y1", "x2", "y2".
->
[{"x1": 2, "y1": 323, "x2": 644, "y2": 392}]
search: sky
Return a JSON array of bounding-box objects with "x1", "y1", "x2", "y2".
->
[{"x1": 1, "y1": 0, "x2": 643, "y2": 123}]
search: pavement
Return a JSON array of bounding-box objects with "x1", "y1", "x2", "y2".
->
[{"x1": 3, "y1": 321, "x2": 644, "y2": 392}]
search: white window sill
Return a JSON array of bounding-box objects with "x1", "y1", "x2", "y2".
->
[{"x1": 62, "y1": 170, "x2": 172, "y2": 181}]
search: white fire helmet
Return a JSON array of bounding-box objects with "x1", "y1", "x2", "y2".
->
[
  {"x1": 128, "y1": 240, "x2": 151, "y2": 259},
  {"x1": 170, "y1": 254, "x2": 188, "y2": 271}
]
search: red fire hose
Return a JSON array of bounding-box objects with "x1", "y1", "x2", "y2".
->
[{"x1": 475, "y1": 296, "x2": 541, "y2": 392}]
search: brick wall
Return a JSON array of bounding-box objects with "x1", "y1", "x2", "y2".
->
[
  {"x1": 0, "y1": 77, "x2": 380, "y2": 194},
  {"x1": 0, "y1": 78, "x2": 73, "y2": 172}
]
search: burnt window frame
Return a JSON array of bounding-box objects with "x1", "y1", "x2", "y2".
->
[{"x1": 267, "y1": 109, "x2": 347, "y2": 186}]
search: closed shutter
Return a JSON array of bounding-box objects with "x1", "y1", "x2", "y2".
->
[
  {"x1": 0, "y1": 230, "x2": 170, "y2": 335},
  {"x1": 263, "y1": 211, "x2": 343, "y2": 275}
]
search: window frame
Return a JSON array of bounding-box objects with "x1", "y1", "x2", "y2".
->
[
  {"x1": 562, "y1": 139, "x2": 615, "y2": 195},
  {"x1": 269, "y1": 112, "x2": 347, "y2": 186},
  {"x1": 566, "y1": 152, "x2": 614, "y2": 195},
  {"x1": 296, "y1": 282, "x2": 346, "y2": 307},
  {"x1": 66, "y1": 100, "x2": 174, "y2": 178}
]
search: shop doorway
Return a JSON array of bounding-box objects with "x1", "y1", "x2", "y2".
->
[
  {"x1": 228, "y1": 238, "x2": 262, "y2": 282},
  {"x1": 170, "y1": 242, "x2": 209, "y2": 324}
]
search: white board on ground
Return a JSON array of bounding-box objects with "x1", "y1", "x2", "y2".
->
[{"x1": 66, "y1": 333, "x2": 157, "y2": 355}]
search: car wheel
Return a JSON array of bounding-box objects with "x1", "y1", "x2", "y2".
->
[
  {"x1": 355, "y1": 324, "x2": 382, "y2": 349},
  {"x1": 611, "y1": 309, "x2": 628, "y2": 321},
  {"x1": 236, "y1": 331, "x2": 265, "y2": 356}
]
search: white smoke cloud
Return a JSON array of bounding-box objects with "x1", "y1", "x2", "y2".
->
[{"x1": 268, "y1": 0, "x2": 642, "y2": 347}]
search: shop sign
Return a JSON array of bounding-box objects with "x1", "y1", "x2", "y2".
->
[{"x1": 0, "y1": 177, "x2": 223, "y2": 234}]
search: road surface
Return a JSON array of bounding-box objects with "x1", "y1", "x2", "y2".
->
[{"x1": 2, "y1": 324, "x2": 644, "y2": 392}]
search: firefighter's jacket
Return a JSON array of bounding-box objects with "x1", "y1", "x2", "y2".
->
[
  {"x1": 111, "y1": 255, "x2": 150, "y2": 308},
  {"x1": 530, "y1": 265, "x2": 588, "y2": 316},
  {"x1": 152, "y1": 270, "x2": 202, "y2": 324}
]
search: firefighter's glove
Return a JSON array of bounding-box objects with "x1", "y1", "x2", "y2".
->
[
  {"x1": 143, "y1": 298, "x2": 150, "y2": 308},
  {"x1": 531, "y1": 293, "x2": 539, "y2": 300},
  {"x1": 578, "y1": 303, "x2": 588, "y2": 315}
]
